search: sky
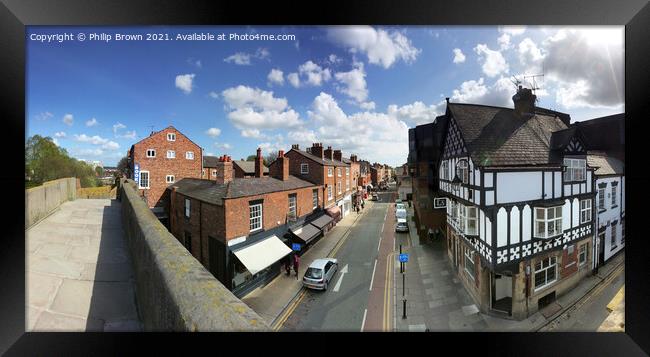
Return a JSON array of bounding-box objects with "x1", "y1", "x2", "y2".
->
[{"x1": 26, "y1": 26, "x2": 624, "y2": 167}]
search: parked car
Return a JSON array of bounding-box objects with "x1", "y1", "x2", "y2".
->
[
  {"x1": 372, "y1": 193, "x2": 379, "y2": 201},
  {"x1": 302, "y1": 258, "x2": 338, "y2": 290},
  {"x1": 396, "y1": 218, "x2": 409, "y2": 232},
  {"x1": 395, "y1": 203, "x2": 406, "y2": 214},
  {"x1": 395, "y1": 208, "x2": 407, "y2": 220}
]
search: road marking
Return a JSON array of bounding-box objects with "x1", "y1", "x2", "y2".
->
[
  {"x1": 377, "y1": 236, "x2": 381, "y2": 252},
  {"x1": 272, "y1": 288, "x2": 307, "y2": 331},
  {"x1": 369, "y1": 259, "x2": 377, "y2": 291},
  {"x1": 333, "y1": 264, "x2": 348, "y2": 292},
  {"x1": 361, "y1": 309, "x2": 368, "y2": 332}
]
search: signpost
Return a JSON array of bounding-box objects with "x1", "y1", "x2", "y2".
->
[
  {"x1": 399, "y1": 253, "x2": 409, "y2": 319},
  {"x1": 134, "y1": 163, "x2": 140, "y2": 185},
  {"x1": 292, "y1": 243, "x2": 301, "y2": 251}
]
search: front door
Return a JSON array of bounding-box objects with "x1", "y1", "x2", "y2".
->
[
  {"x1": 209, "y1": 236, "x2": 228, "y2": 287},
  {"x1": 491, "y1": 273, "x2": 513, "y2": 314}
]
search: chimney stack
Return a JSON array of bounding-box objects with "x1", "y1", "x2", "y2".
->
[
  {"x1": 310, "y1": 143, "x2": 324, "y2": 159},
  {"x1": 512, "y1": 86, "x2": 536, "y2": 118},
  {"x1": 333, "y1": 149, "x2": 342, "y2": 162},
  {"x1": 324, "y1": 146, "x2": 334, "y2": 161},
  {"x1": 270, "y1": 150, "x2": 290, "y2": 181},
  {"x1": 291, "y1": 144, "x2": 300, "y2": 150},
  {"x1": 255, "y1": 148, "x2": 264, "y2": 178},
  {"x1": 216, "y1": 155, "x2": 233, "y2": 184},
  {"x1": 350, "y1": 154, "x2": 357, "y2": 162}
]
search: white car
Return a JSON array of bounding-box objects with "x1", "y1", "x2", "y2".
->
[
  {"x1": 302, "y1": 258, "x2": 338, "y2": 290},
  {"x1": 396, "y1": 218, "x2": 409, "y2": 232},
  {"x1": 395, "y1": 208, "x2": 407, "y2": 220},
  {"x1": 395, "y1": 203, "x2": 406, "y2": 212}
]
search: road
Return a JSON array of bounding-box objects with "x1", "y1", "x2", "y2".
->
[{"x1": 279, "y1": 188, "x2": 396, "y2": 331}]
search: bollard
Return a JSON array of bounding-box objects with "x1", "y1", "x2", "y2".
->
[{"x1": 402, "y1": 299, "x2": 407, "y2": 319}]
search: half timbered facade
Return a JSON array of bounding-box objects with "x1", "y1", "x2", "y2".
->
[{"x1": 439, "y1": 87, "x2": 596, "y2": 319}]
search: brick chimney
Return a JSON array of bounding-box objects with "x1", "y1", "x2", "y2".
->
[
  {"x1": 333, "y1": 149, "x2": 342, "y2": 162},
  {"x1": 270, "y1": 150, "x2": 290, "y2": 181},
  {"x1": 310, "y1": 143, "x2": 324, "y2": 159},
  {"x1": 255, "y1": 148, "x2": 264, "y2": 178},
  {"x1": 350, "y1": 154, "x2": 357, "y2": 162},
  {"x1": 216, "y1": 155, "x2": 233, "y2": 184},
  {"x1": 324, "y1": 146, "x2": 334, "y2": 161},
  {"x1": 291, "y1": 144, "x2": 300, "y2": 150},
  {"x1": 512, "y1": 86, "x2": 537, "y2": 118}
]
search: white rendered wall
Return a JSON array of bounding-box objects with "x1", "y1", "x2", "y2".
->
[
  {"x1": 497, "y1": 207, "x2": 508, "y2": 247},
  {"x1": 522, "y1": 205, "x2": 531, "y2": 242},
  {"x1": 511, "y1": 206, "x2": 520, "y2": 244},
  {"x1": 496, "y1": 172, "x2": 543, "y2": 204}
]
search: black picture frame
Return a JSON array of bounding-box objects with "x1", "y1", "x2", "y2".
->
[{"x1": 3, "y1": 0, "x2": 649, "y2": 355}]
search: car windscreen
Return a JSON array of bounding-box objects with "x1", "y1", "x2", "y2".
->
[
  {"x1": 305, "y1": 267, "x2": 323, "y2": 279},
  {"x1": 396, "y1": 210, "x2": 407, "y2": 218}
]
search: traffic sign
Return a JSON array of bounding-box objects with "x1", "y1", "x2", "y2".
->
[
  {"x1": 399, "y1": 253, "x2": 409, "y2": 263},
  {"x1": 292, "y1": 243, "x2": 301, "y2": 251},
  {"x1": 134, "y1": 164, "x2": 140, "y2": 184}
]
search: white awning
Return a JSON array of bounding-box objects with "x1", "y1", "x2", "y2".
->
[{"x1": 232, "y1": 235, "x2": 292, "y2": 275}]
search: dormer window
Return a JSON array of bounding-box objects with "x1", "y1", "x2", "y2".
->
[
  {"x1": 167, "y1": 133, "x2": 176, "y2": 141},
  {"x1": 563, "y1": 158, "x2": 585, "y2": 182}
]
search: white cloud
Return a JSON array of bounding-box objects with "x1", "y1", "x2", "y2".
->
[
  {"x1": 120, "y1": 130, "x2": 137, "y2": 139},
  {"x1": 54, "y1": 131, "x2": 66, "y2": 138},
  {"x1": 85, "y1": 118, "x2": 98, "y2": 127},
  {"x1": 287, "y1": 72, "x2": 300, "y2": 88},
  {"x1": 326, "y1": 26, "x2": 421, "y2": 69},
  {"x1": 334, "y1": 61, "x2": 370, "y2": 106},
  {"x1": 328, "y1": 54, "x2": 342, "y2": 64},
  {"x1": 474, "y1": 44, "x2": 509, "y2": 77},
  {"x1": 175, "y1": 73, "x2": 195, "y2": 94},
  {"x1": 498, "y1": 26, "x2": 527, "y2": 36},
  {"x1": 498, "y1": 33, "x2": 512, "y2": 50},
  {"x1": 451, "y1": 77, "x2": 516, "y2": 108},
  {"x1": 208, "y1": 91, "x2": 219, "y2": 99},
  {"x1": 52, "y1": 138, "x2": 59, "y2": 146},
  {"x1": 258, "y1": 141, "x2": 286, "y2": 155},
  {"x1": 267, "y1": 68, "x2": 284, "y2": 86},
  {"x1": 359, "y1": 101, "x2": 376, "y2": 110},
  {"x1": 292, "y1": 61, "x2": 331, "y2": 87},
  {"x1": 452, "y1": 48, "x2": 466, "y2": 64},
  {"x1": 224, "y1": 52, "x2": 251, "y2": 65},
  {"x1": 224, "y1": 48, "x2": 270, "y2": 65},
  {"x1": 63, "y1": 114, "x2": 74, "y2": 126},
  {"x1": 213, "y1": 142, "x2": 233, "y2": 150},
  {"x1": 517, "y1": 38, "x2": 545, "y2": 71},
  {"x1": 241, "y1": 128, "x2": 264, "y2": 138},
  {"x1": 387, "y1": 101, "x2": 445, "y2": 126},
  {"x1": 187, "y1": 58, "x2": 202, "y2": 68},
  {"x1": 77, "y1": 148, "x2": 104, "y2": 156},
  {"x1": 74, "y1": 134, "x2": 120, "y2": 150},
  {"x1": 112, "y1": 122, "x2": 126, "y2": 134},
  {"x1": 35, "y1": 112, "x2": 53, "y2": 121},
  {"x1": 205, "y1": 128, "x2": 221, "y2": 137},
  {"x1": 221, "y1": 85, "x2": 302, "y2": 130},
  {"x1": 542, "y1": 28, "x2": 623, "y2": 109}
]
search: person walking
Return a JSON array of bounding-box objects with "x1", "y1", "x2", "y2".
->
[
  {"x1": 285, "y1": 254, "x2": 292, "y2": 276},
  {"x1": 361, "y1": 200, "x2": 365, "y2": 211},
  {"x1": 293, "y1": 253, "x2": 300, "y2": 280}
]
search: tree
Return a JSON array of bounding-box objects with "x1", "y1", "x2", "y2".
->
[
  {"x1": 95, "y1": 166, "x2": 105, "y2": 177},
  {"x1": 116, "y1": 156, "x2": 129, "y2": 177}
]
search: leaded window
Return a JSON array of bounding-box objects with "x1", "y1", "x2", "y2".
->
[
  {"x1": 534, "y1": 256, "x2": 557, "y2": 290},
  {"x1": 580, "y1": 199, "x2": 592, "y2": 224},
  {"x1": 563, "y1": 158, "x2": 586, "y2": 181},
  {"x1": 534, "y1": 206, "x2": 563, "y2": 238},
  {"x1": 249, "y1": 203, "x2": 262, "y2": 232}
]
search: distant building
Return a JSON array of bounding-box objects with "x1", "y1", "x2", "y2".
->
[
  {"x1": 128, "y1": 126, "x2": 203, "y2": 210},
  {"x1": 202, "y1": 156, "x2": 269, "y2": 180}
]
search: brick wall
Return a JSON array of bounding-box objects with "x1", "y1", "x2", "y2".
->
[{"x1": 132, "y1": 127, "x2": 202, "y2": 208}]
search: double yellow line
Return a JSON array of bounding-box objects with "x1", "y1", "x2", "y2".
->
[
  {"x1": 272, "y1": 288, "x2": 307, "y2": 331},
  {"x1": 383, "y1": 252, "x2": 396, "y2": 331}
]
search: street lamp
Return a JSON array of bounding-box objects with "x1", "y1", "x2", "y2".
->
[{"x1": 450, "y1": 174, "x2": 462, "y2": 193}]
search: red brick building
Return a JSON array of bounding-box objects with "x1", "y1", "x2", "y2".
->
[
  {"x1": 202, "y1": 156, "x2": 268, "y2": 180},
  {"x1": 285, "y1": 143, "x2": 353, "y2": 219},
  {"x1": 128, "y1": 126, "x2": 202, "y2": 209},
  {"x1": 168, "y1": 149, "x2": 333, "y2": 297},
  {"x1": 343, "y1": 155, "x2": 362, "y2": 206}
]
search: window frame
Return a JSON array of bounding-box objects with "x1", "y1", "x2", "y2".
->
[
  {"x1": 346, "y1": 167, "x2": 350, "y2": 176},
  {"x1": 610, "y1": 223, "x2": 617, "y2": 249},
  {"x1": 338, "y1": 168, "x2": 342, "y2": 177},
  {"x1": 312, "y1": 189, "x2": 318, "y2": 210},
  {"x1": 167, "y1": 132, "x2": 176, "y2": 141},
  {"x1": 441, "y1": 160, "x2": 449, "y2": 180},
  {"x1": 456, "y1": 159, "x2": 469, "y2": 184},
  {"x1": 301, "y1": 163, "x2": 309, "y2": 174},
  {"x1": 139, "y1": 171, "x2": 150, "y2": 189},
  {"x1": 146, "y1": 149, "x2": 156, "y2": 158},
  {"x1": 337, "y1": 181, "x2": 342, "y2": 194},
  {"x1": 598, "y1": 187, "x2": 606, "y2": 210},
  {"x1": 327, "y1": 186, "x2": 333, "y2": 201},
  {"x1": 249, "y1": 203, "x2": 263, "y2": 232},
  {"x1": 580, "y1": 199, "x2": 592, "y2": 224},
  {"x1": 611, "y1": 186, "x2": 617, "y2": 206},
  {"x1": 328, "y1": 167, "x2": 333, "y2": 177},
  {"x1": 166, "y1": 175, "x2": 175, "y2": 184},
  {"x1": 578, "y1": 244, "x2": 587, "y2": 266},
  {"x1": 534, "y1": 206, "x2": 563, "y2": 239},
  {"x1": 167, "y1": 150, "x2": 176, "y2": 159},
  {"x1": 288, "y1": 194, "x2": 297, "y2": 218},
  {"x1": 465, "y1": 206, "x2": 478, "y2": 235},
  {"x1": 563, "y1": 158, "x2": 586, "y2": 182},
  {"x1": 184, "y1": 198, "x2": 191, "y2": 218},
  {"x1": 534, "y1": 256, "x2": 558, "y2": 291},
  {"x1": 464, "y1": 247, "x2": 475, "y2": 280},
  {"x1": 186, "y1": 151, "x2": 194, "y2": 160},
  {"x1": 212, "y1": 169, "x2": 217, "y2": 177}
]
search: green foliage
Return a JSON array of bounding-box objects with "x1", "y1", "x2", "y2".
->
[
  {"x1": 25, "y1": 134, "x2": 99, "y2": 188},
  {"x1": 117, "y1": 156, "x2": 129, "y2": 176},
  {"x1": 95, "y1": 166, "x2": 104, "y2": 177}
]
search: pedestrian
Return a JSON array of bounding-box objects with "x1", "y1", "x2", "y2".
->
[
  {"x1": 284, "y1": 254, "x2": 292, "y2": 276},
  {"x1": 293, "y1": 254, "x2": 300, "y2": 279},
  {"x1": 361, "y1": 200, "x2": 365, "y2": 211}
]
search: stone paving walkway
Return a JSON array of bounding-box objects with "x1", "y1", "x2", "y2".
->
[{"x1": 26, "y1": 199, "x2": 141, "y2": 331}]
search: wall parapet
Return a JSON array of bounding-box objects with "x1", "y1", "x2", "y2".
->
[
  {"x1": 119, "y1": 178, "x2": 268, "y2": 331},
  {"x1": 25, "y1": 177, "x2": 77, "y2": 229}
]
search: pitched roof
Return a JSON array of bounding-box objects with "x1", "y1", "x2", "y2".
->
[
  {"x1": 448, "y1": 103, "x2": 569, "y2": 167},
  {"x1": 233, "y1": 160, "x2": 269, "y2": 174},
  {"x1": 203, "y1": 155, "x2": 220, "y2": 168},
  {"x1": 171, "y1": 176, "x2": 318, "y2": 205},
  {"x1": 287, "y1": 148, "x2": 349, "y2": 167},
  {"x1": 587, "y1": 152, "x2": 624, "y2": 176}
]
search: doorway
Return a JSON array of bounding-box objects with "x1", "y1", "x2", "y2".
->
[{"x1": 491, "y1": 273, "x2": 513, "y2": 315}]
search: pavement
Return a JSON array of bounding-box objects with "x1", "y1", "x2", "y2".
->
[
  {"x1": 241, "y1": 198, "x2": 376, "y2": 328},
  {"x1": 26, "y1": 199, "x2": 141, "y2": 332},
  {"x1": 392, "y1": 204, "x2": 625, "y2": 332}
]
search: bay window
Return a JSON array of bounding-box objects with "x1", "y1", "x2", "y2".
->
[
  {"x1": 534, "y1": 206, "x2": 563, "y2": 238},
  {"x1": 563, "y1": 158, "x2": 586, "y2": 181}
]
